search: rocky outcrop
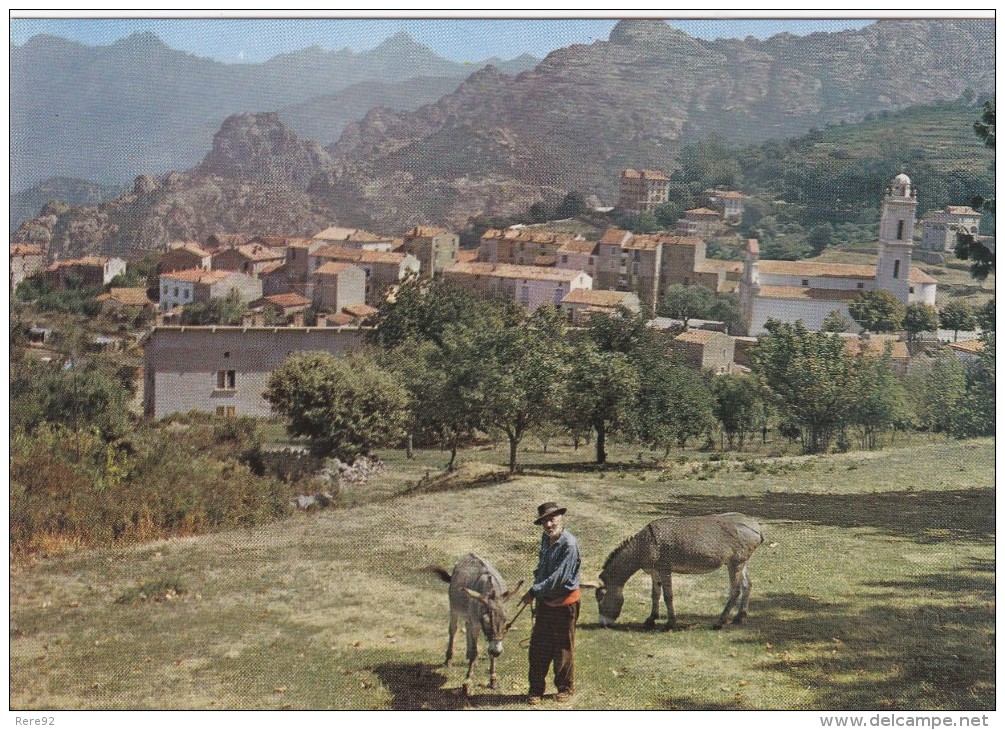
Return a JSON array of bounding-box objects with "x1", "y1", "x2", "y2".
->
[{"x1": 196, "y1": 112, "x2": 333, "y2": 189}]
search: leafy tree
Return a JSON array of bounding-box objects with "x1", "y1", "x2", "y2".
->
[
  {"x1": 479, "y1": 307, "x2": 568, "y2": 472},
  {"x1": 712, "y1": 374, "x2": 761, "y2": 450},
  {"x1": 179, "y1": 292, "x2": 247, "y2": 325},
  {"x1": 807, "y1": 222, "x2": 835, "y2": 252},
  {"x1": 903, "y1": 353, "x2": 967, "y2": 434},
  {"x1": 751, "y1": 320, "x2": 856, "y2": 453},
  {"x1": 902, "y1": 302, "x2": 939, "y2": 343},
  {"x1": 822, "y1": 310, "x2": 852, "y2": 333},
  {"x1": 939, "y1": 300, "x2": 977, "y2": 342},
  {"x1": 950, "y1": 332, "x2": 995, "y2": 438},
  {"x1": 956, "y1": 100, "x2": 995, "y2": 280},
  {"x1": 848, "y1": 348, "x2": 911, "y2": 449},
  {"x1": 563, "y1": 340, "x2": 639, "y2": 465},
  {"x1": 529, "y1": 201, "x2": 552, "y2": 223},
  {"x1": 848, "y1": 290, "x2": 905, "y2": 333},
  {"x1": 659, "y1": 284, "x2": 716, "y2": 325},
  {"x1": 555, "y1": 190, "x2": 587, "y2": 219},
  {"x1": 975, "y1": 299, "x2": 995, "y2": 331},
  {"x1": 264, "y1": 351, "x2": 408, "y2": 462},
  {"x1": 585, "y1": 305, "x2": 651, "y2": 355}
]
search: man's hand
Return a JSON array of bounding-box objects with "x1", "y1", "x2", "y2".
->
[{"x1": 520, "y1": 589, "x2": 535, "y2": 605}]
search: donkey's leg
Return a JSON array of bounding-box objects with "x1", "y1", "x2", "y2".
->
[
  {"x1": 488, "y1": 653, "x2": 499, "y2": 690},
  {"x1": 444, "y1": 613, "x2": 458, "y2": 667},
  {"x1": 644, "y1": 572, "x2": 661, "y2": 629},
  {"x1": 715, "y1": 562, "x2": 743, "y2": 629},
  {"x1": 462, "y1": 619, "x2": 478, "y2": 695},
  {"x1": 661, "y1": 572, "x2": 676, "y2": 631},
  {"x1": 733, "y1": 564, "x2": 752, "y2": 624}
]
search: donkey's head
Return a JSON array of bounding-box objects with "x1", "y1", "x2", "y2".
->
[
  {"x1": 463, "y1": 580, "x2": 523, "y2": 657},
  {"x1": 589, "y1": 574, "x2": 624, "y2": 626}
]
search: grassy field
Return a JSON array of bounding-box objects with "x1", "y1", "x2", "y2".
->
[{"x1": 9, "y1": 437, "x2": 994, "y2": 710}]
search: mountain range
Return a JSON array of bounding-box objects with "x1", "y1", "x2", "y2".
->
[
  {"x1": 9, "y1": 30, "x2": 540, "y2": 195},
  {"x1": 10, "y1": 18, "x2": 995, "y2": 256}
]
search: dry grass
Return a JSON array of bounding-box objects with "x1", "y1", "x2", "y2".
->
[{"x1": 9, "y1": 437, "x2": 994, "y2": 710}]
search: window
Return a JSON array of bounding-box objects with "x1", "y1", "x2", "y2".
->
[
  {"x1": 173, "y1": 287, "x2": 179, "y2": 298},
  {"x1": 553, "y1": 287, "x2": 564, "y2": 304},
  {"x1": 897, "y1": 220, "x2": 905, "y2": 240},
  {"x1": 802, "y1": 279, "x2": 809, "y2": 286},
  {"x1": 162, "y1": 284, "x2": 168, "y2": 295},
  {"x1": 909, "y1": 286, "x2": 915, "y2": 294},
  {"x1": 216, "y1": 370, "x2": 236, "y2": 390},
  {"x1": 216, "y1": 406, "x2": 236, "y2": 417},
  {"x1": 893, "y1": 260, "x2": 901, "y2": 279},
  {"x1": 184, "y1": 289, "x2": 190, "y2": 300}
]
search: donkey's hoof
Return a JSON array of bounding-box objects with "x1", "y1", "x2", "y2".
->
[
  {"x1": 462, "y1": 681, "x2": 472, "y2": 697},
  {"x1": 488, "y1": 677, "x2": 500, "y2": 690},
  {"x1": 662, "y1": 622, "x2": 676, "y2": 632},
  {"x1": 732, "y1": 613, "x2": 747, "y2": 625},
  {"x1": 712, "y1": 622, "x2": 726, "y2": 630},
  {"x1": 643, "y1": 617, "x2": 657, "y2": 630}
]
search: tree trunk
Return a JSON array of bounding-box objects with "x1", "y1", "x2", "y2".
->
[
  {"x1": 447, "y1": 437, "x2": 458, "y2": 471},
  {"x1": 596, "y1": 422, "x2": 607, "y2": 465},
  {"x1": 406, "y1": 433, "x2": 414, "y2": 460}
]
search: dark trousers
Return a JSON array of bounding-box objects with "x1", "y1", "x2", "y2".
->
[{"x1": 528, "y1": 600, "x2": 579, "y2": 696}]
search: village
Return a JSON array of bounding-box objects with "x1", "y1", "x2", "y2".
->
[{"x1": 10, "y1": 169, "x2": 992, "y2": 421}]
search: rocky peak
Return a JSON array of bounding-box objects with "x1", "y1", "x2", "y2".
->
[{"x1": 196, "y1": 112, "x2": 332, "y2": 189}]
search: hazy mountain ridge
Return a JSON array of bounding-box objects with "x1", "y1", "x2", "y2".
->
[
  {"x1": 10, "y1": 29, "x2": 541, "y2": 195},
  {"x1": 321, "y1": 18, "x2": 993, "y2": 230}
]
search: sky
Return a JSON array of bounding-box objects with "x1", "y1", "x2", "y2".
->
[{"x1": 8, "y1": 15, "x2": 884, "y2": 65}]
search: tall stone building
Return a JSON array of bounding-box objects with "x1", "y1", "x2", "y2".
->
[{"x1": 617, "y1": 168, "x2": 670, "y2": 213}]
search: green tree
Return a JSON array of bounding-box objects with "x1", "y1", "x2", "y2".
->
[
  {"x1": 751, "y1": 320, "x2": 856, "y2": 453},
  {"x1": 822, "y1": 310, "x2": 852, "y2": 333},
  {"x1": 939, "y1": 300, "x2": 977, "y2": 342},
  {"x1": 264, "y1": 351, "x2": 408, "y2": 462},
  {"x1": 951, "y1": 332, "x2": 995, "y2": 438},
  {"x1": 902, "y1": 302, "x2": 940, "y2": 343},
  {"x1": 848, "y1": 348, "x2": 911, "y2": 449},
  {"x1": 956, "y1": 100, "x2": 995, "y2": 280},
  {"x1": 564, "y1": 340, "x2": 639, "y2": 465},
  {"x1": 712, "y1": 374, "x2": 761, "y2": 450},
  {"x1": 555, "y1": 190, "x2": 587, "y2": 219},
  {"x1": 179, "y1": 292, "x2": 247, "y2": 325},
  {"x1": 903, "y1": 353, "x2": 967, "y2": 434},
  {"x1": 659, "y1": 284, "x2": 716, "y2": 325},
  {"x1": 848, "y1": 290, "x2": 906, "y2": 333},
  {"x1": 976, "y1": 299, "x2": 995, "y2": 331}
]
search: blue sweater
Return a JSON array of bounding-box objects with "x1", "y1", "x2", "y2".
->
[{"x1": 532, "y1": 530, "x2": 581, "y2": 599}]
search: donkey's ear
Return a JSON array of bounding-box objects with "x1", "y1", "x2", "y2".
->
[
  {"x1": 463, "y1": 587, "x2": 487, "y2": 604},
  {"x1": 501, "y1": 579, "x2": 524, "y2": 602},
  {"x1": 579, "y1": 581, "x2": 602, "y2": 591}
]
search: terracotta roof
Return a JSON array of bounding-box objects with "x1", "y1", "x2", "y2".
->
[
  {"x1": 695, "y1": 260, "x2": 743, "y2": 274},
  {"x1": 945, "y1": 206, "x2": 980, "y2": 216},
  {"x1": 313, "y1": 226, "x2": 390, "y2": 243},
  {"x1": 685, "y1": 207, "x2": 721, "y2": 217},
  {"x1": 457, "y1": 250, "x2": 479, "y2": 263},
  {"x1": 259, "y1": 261, "x2": 286, "y2": 276},
  {"x1": 446, "y1": 261, "x2": 588, "y2": 283},
  {"x1": 323, "y1": 313, "x2": 355, "y2": 326},
  {"x1": 599, "y1": 228, "x2": 633, "y2": 246},
  {"x1": 757, "y1": 285, "x2": 862, "y2": 301},
  {"x1": 950, "y1": 339, "x2": 986, "y2": 355},
  {"x1": 404, "y1": 225, "x2": 450, "y2": 238},
  {"x1": 160, "y1": 268, "x2": 236, "y2": 284},
  {"x1": 48, "y1": 256, "x2": 116, "y2": 269},
  {"x1": 95, "y1": 288, "x2": 151, "y2": 306},
  {"x1": 314, "y1": 246, "x2": 407, "y2": 265},
  {"x1": 674, "y1": 329, "x2": 721, "y2": 344},
  {"x1": 315, "y1": 261, "x2": 356, "y2": 276},
  {"x1": 168, "y1": 241, "x2": 212, "y2": 256},
  {"x1": 11, "y1": 244, "x2": 43, "y2": 256},
  {"x1": 758, "y1": 260, "x2": 936, "y2": 284},
  {"x1": 534, "y1": 255, "x2": 557, "y2": 267},
  {"x1": 562, "y1": 289, "x2": 635, "y2": 307},
  {"x1": 250, "y1": 236, "x2": 310, "y2": 247},
  {"x1": 557, "y1": 240, "x2": 599, "y2": 255},
  {"x1": 719, "y1": 191, "x2": 745, "y2": 199},
  {"x1": 342, "y1": 303, "x2": 378, "y2": 318},
  {"x1": 622, "y1": 168, "x2": 669, "y2": 180},
  {"x1": 261, "y1": 293, "x2": 311, "y2": 308}
]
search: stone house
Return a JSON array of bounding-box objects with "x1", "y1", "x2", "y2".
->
[
  {"x1": 310, "y1": 261, "x2": 367, "y2": 312},
  {"x1": 46, "y1": 256, "x2": 126, "y2": 288},
  {"x1": 560, "y1": 289, "x2": 640, "y2": 325},
  {"x1": 478, "y1": 228, "x2": 584, "y2": 266},
  {"x1": 212, "y1": 243, "x2": 285, "y2": 278},
  {"x1": 309, "y1": 246, "x2": 419, "y2": 306},
  {"x1": 556, "y1": 239, "x2": 599, "y2": 278},
  {"x1": 10, "y1": 243, "x2": 45, "y2": 290},
  {"x1": 95, "y1": 287, "x2": 155, "y2": 314},
  {"x1": 142, "y1": 325, "x2": 368, "y2": 418},
  {"x1": 699, "y1": 189, "x2": 746, "y2": 221},
  {"x1": 919, "y1": 205, "x2": 982, "y2": 253},
  {"x1": 159, "y1": 242, "x2": 213, "y2": 274},
  {"x1": 283, "y1": 239, "x2": 330, "y2": 292},
  {"x1": 250, "y1": 293, "x2": 312, "y2": 321},
  {"x1": 672, "y1": 329, "x2": 735, "y2": 374},
  {"x1": 158, "y1": 269, "x2": 262, "y2": 312},
  {"x1": 400, "y1": 225, "x2": 460, "y2": 276},
  {"x1": 259, "y1": 261, "x2": 292, "y2": 297},
  {"x1": 675, "y1": 208, "x2": 723, "y2": 238},
  {"x1": 617, "y1": 168, "x2": 670, "y2": 213},
  {"x1": 444, "y1": 261, "x2": 592, "y2": 311},
  {"x1": 312, "y1": 226, "x2": 396, "y2": 252}
]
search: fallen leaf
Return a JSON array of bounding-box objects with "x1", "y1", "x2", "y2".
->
[{"x1": 274, "y1": 686, "x2": 287, "y2": 693}]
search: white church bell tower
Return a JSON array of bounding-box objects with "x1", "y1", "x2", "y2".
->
[{"x1": 875, "y1": 173, "x2": 917, "y2": 303}]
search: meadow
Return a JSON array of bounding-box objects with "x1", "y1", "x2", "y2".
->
[{"x1": 9, "y1": 436, "x2": 994, "y2": 710}]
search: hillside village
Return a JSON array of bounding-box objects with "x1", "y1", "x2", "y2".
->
[{"x1": 10, "y1": 168, "x2": 993, "y2": 422}]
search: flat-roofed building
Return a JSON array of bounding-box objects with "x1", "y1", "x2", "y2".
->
[
  {"x1": 400, "y1": 225, "x2": 460, "y2": 276},
  {"x1": 618, "y1": 168, "x2": 670, "y2": 213}
]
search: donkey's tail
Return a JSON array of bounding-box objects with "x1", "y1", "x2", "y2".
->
[{"x1": 427, "y1": 566, "x2": 452, "y2": 583}]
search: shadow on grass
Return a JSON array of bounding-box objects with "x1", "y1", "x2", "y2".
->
[
  {"x1": 654, "y1": 562, "x2": 994, "y2": 710},
  {"x1": 644, "y1": 488, "x2": 993, "y2": 544},
  {"x1": 372, "y1": 662, "x2": 525, "y2": 710}
]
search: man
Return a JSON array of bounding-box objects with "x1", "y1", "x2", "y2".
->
[{"x1": 521, "y1": 501, "x2": 581, "y2": 706}]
